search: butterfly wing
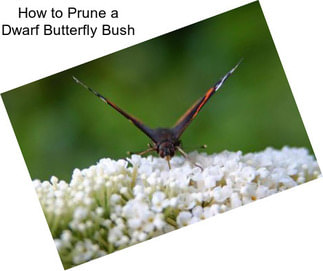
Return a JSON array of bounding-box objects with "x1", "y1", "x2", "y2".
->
[
  {"x1": 172, "y1": 60, "x2": 242, "y2": 139},
  {"x1": 73, "y1": 77, "x2": 158, "y2": 142}
]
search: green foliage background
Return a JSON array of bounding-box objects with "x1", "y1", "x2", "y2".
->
[{"x1": 1, "y1": 2, "x2": 312, "y2": 181}]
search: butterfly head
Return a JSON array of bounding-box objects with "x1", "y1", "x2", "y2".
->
[{"x1": 157, "y1": 141, "x2": 176, "y2": 158}]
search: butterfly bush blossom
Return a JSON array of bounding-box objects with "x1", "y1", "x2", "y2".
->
[{"x1": 33, "y1": 147, "x2": 320, "y2": 268}]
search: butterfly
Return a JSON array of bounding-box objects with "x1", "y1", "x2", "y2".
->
[{"x1": 73, "y1": 60, "x2": 241, "y2": 169}]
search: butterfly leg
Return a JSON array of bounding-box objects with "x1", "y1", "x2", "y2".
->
[
  {"x1": 176, "y1": 146, "x2": 203, "y2": 170},
  {"x1": 127, "y1": 147, "x2": 155, "y2": 156},
  {"x1": 165, "y1": 156, "x2": 172, "y2": 169}
]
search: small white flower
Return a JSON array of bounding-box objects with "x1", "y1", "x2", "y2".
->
[
  {"x1": 127, "y1": 154, "x2": 142, "y2": 166},
  {"x1": 279, "y1": 176, "x2": 297, "y2": 188},
  {"x1": 256, "y1": 185, "x2": 269, "y2": 199},
  {"x1": 50, "y1": 176, "x2": 59, "y2": 186},
  {"x1": 153, "y1": 214, "x2": 165, "y2": 230},
  {"x1": 203, "y1": 166, "x2": 224, "y2": 188},
  {"x1": 138, "y1": 232, "x2": 147, "y2": 242},
  {"x1": 83, "y1": 197, "x2": 93, "y2": 206},
  {"x1": 189, "y1": 216, "x2": 200, "y2": 224},
  {"x1": 74, "y1": 191, "x2": 85, "y2": 202},
  {"x1": 169, "y1": 197, "x2": 178, "y2": 207},
  {"x1": 128, "y1": 218, "x2": 141, "y2": 229},
  {"x1": 176, "y1": 193, "x2": 196, "y2": 210},
  {"x1": 151, "y1": 191, "x2": 169, "y2": 212},
  {"x1": 33, "y1": 179, "x2": 41, "y2": 189},
  {"x1": 133, "y1": 185, "x2": 144, "y2": 196},
  {"x1": 101, "y1": 219, "x2": 112, "y2": 228},
  {"x1": 213, "y1": 185, "x2": 232, "y2": 203},
  {"x1": 73, "y1": 207, "x2": 88, "y2": 221},
  {"x1": 61, "y1": 230, "x2": 72, "y2": 243},
  {"x1": 85, "y1": 220, "x2": 93, "y2": 228},
  {"x1": 116, "y1": 235, "x2": 130, "y2": 247},
  {"x1": 297, "y1": 176, "x2": 305, "y2": 184},
  {"x1": 176, "y1": 211, "x2": 192, "y2": 227},
  {"x1": 110, "y1": 194, "x2": 121, "y2": 204},
  {"x1": 239, "y1": 166, "x2": 256, "y2": 182},
  {"x1": 192, "y1": 206, "x2": 204, "y2": 219},
  {"x1": 95, "y1": 207, "x2": 104, "y2": 216},
  {"x1": 230, "y1": 192, "x2": 242, "y2": 208},
  {"x1": 120, "y1": 187, "x2": 128, "y2": 195},
  {"x1": 77, "y1": 223, "x2": 86, "y2": 232},
  {"x1": 203, "y1": 205, "x2": 220, "y2": 218},
  {"x1": 240, "y1": 183, "x2": 257, "y2": 197},
  {"x1": 108, "y1": 227, "x2": 123, "y2": 243},
  {"x1": 257, "y1": 167, "x2": 269, "y2": 179},
  {"x1": 191, "y1": 192, "x2": 203, "y2": 202},
  {"x1": 54, "y1": 239, "x2": 63, "y2": 250}
]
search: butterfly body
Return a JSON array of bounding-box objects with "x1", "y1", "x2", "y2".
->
[{"x1": 73, "y1": 60, "x2": 242, "y2": 168}]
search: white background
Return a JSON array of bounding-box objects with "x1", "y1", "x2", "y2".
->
[{"x1": 0, "y1": 0, "x2": 322, "y2": 270}]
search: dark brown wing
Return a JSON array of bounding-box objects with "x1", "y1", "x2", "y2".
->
[
  {"x1": 73, "y1": 77, "x2": 158, "y2": 142},
  {"x1": 172, "y1": 60, "x2": 242, "y2": 139}
]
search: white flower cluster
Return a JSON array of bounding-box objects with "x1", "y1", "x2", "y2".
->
[{"x1": 33, "y1": 147, "x2": 320, "y2": 268}]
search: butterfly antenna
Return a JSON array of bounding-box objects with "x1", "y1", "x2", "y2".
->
[
  {"x1": 180, "y1": 144, "x2": 207, "y2": 152},
  {"x1": 213, "y1": 58, "x2": 243, "y2": 91},
  {"x1": 72, "y1": 76, "x2": 109, "y2": 104}
]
